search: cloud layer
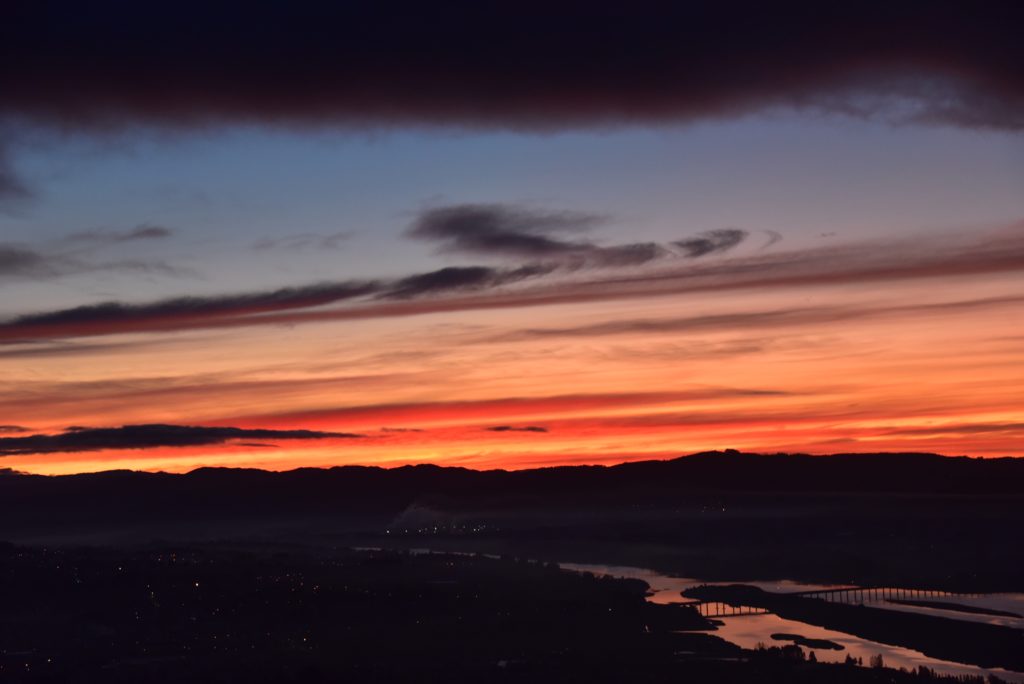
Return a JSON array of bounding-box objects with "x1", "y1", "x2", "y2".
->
[
  {"x1": 3, "y1": 218, "x2": 1021, "y2": 344},
  {"x1": 409, "y1": 204, "x2": 603, "y2": 258},
  {"x1": 253, "y1": 231, "x2": 352, "y2": 251},
  {"x1": 408, "y1": 203, "x2": 671, "y2": 268},
  {"x1": 0, "y1": 424, "x2": 361, "y2": 457},
  {"x1": 0, "y1": 226, "x2": 183, "y2": 280},
  {"x1": 0, "y1": 202, "x2": 759, "y2": 340},
  {"x1": 674, "y1": 229, "x2": 749, "y2": 258},
  {"x1": 63, "y1": 225, "x2": 174, "y2": 245},
  {"x1": 2, "y1": 3, "x2": 1021, "y2": 202},
  {"x1": 0, "y1": 151, "x2": 30, "y2": 203},
  {"x1": 486, "y1": 425, "x2": 549, "y2": 433},
  {"x1": 3, "y1": 3, "x2": 1022, "y2": 131}
]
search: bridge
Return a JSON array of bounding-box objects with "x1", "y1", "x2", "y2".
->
[
  {"x1": 682, "y1": 600, "x2": 770, "y2": 618},
  {"x1": 794, "y1": 586, "x2": 978, "y2": 605},
  {"x1": 682, "y1": 586, "x2": 978, "y2": 618}
]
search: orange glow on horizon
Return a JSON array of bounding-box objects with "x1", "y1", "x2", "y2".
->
[{"x1": 3, "y1": 252, "x2": 1022, "y2": 476}]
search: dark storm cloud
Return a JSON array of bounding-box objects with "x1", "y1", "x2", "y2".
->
[
  {"x1": 674, "y1": 229, "x2": 749, "y2": 258},
  {"x1": 485, "y1": 426, "x2": 549, "y2": 433},
  {"x1": 2, "y1": 2, "x2": 1021, "y2": 131},
  {"x1": 64, "y1": 224, "x2": 174, "y2": 244},
  {"x1": 0, "y1": 424, "x2": 362, "y2": 457},
  {"x1": 0, "y1": 3, "x2": 1021, "y2": 199}
]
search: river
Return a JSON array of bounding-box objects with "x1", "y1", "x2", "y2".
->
[
  {"x1": 560, "y1": 561, "x2": 1024, "y2": 682},
  {"x1": 356, "y1": 546, "x2": 1024, "y2": 680}
]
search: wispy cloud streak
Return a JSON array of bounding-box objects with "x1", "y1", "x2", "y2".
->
[
  {"x1": 1, "y1": 228, "x2": 185, "y2": 281},
  {"x1": 674, "y1": 229, "x2": 748, "y2": 257},
  {"x1": 1, "y1": 226, "x2": 1020, "y2": 342},
  {"x1": 494, "y1": 295, "x2": 1024, "y2": 342},
  {"x1": 0, "y1": 424, "x2": 362, "y2": 457},
  {"x1": 408, "y1": 204, "x2": 605, "y2": 259},
  {"x1": 223, "y1": 388, "x2": 786, "y2": 429},
  {"x1": 253, "y1": 231, "x2": 351, "y2": 251},
  {"x1": 64, "y1": 225, "x2": 174, "y2": 244},
  {"x1": 408, "y1": 203, "x2": 730, "y2": 268}
]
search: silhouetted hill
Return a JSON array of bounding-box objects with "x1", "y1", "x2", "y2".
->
[
  {"x1": 3, "y1": 451, "x2": 1024, "y2": 589},
  {"x1": 2, "y1": 450, "x2": 1022, "y2": 531}
]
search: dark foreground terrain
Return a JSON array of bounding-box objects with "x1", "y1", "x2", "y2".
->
[
  {"x1": 2, "y1": 452, "x2": 1022, "y2": 681},
  {"x1": 0, "y1": 544, "x2": 1014, "y2": 683},
  {"x1": 3, "y1": 451, "x2": 1023, "y2": 591}
]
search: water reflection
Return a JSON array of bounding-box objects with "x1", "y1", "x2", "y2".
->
[
  {"x1": 715, "y1": 612, "x2": 1022, "y2": 681},
  {"x1": 557, "y1": 563, "x2": 698, "y2": 604},
  {"x1": 806, "y1": 588, "x2": 1024, "y2": 629},
  {"x1": 559, "y1": 561, "x2": 1024, "y2": 683},
  {"x1": 557, "y1": 562, "x2": 848, "y2": 605}
]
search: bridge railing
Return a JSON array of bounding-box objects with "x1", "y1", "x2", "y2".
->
[
  {"x1": 681, "y1": 587, "x2": 979, "y2": 618},
  {"x1": 682, "y1": 601, "x2": 771, "y2": 618},
  {"x1": 793, "y1": 587, "x2": 977, "y2": 605}
]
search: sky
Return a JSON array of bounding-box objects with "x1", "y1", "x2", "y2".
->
[{"x1": 1, "y1": 3, "x2": 1022, "y2": 474}]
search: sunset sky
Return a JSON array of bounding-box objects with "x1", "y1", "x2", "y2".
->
[{"x1": 1, "y1": 3, "x2": 1022, "y2": 474}]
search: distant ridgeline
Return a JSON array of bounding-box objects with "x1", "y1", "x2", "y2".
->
[
  {"x1": 2, "y1": 451, "x2": 1023, "y2": 516},
  {"x1": 0, "y1": 450, "x2": 1021, "y2": 531}
]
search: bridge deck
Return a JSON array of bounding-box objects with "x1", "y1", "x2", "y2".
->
[{"x1": 681, "y1": 587, "x2": 977, "y2": 618}]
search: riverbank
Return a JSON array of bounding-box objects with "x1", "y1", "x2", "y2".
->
[{"x1": 684, "y1": 584, "x2": 1024, "y2": 673}]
